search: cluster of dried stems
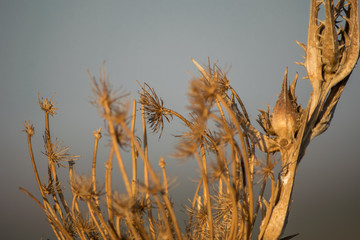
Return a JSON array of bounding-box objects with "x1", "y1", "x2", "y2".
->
[{"x1": 22, "y1": 0, "x2": 359, "y2": 239}]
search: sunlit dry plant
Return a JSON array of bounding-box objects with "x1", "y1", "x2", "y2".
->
[
  {"x1": 138, "y1": 82, "x2": 173, "y2": 137},
  {"x1": 41, "y1": 179, "x2": 63, "y2": 196},
  {"x1": 72, "y1": 213, "x2": 98, "y2": 238},
  {"x1": 38, "y1": 92, "x2": 58, "y2": 116},
  {"x1": 22, "y1": 120, "x2": 35, "y2": 136},
  {"x1": 21, "y1": 1, "x2": 359, "y2": 240},
  {"x1": 71, "y1": 174, "x2": 101, "y2": 201},
  {"x1": 43, "y1": 138, "x2": 80, "y2": 168},
  {"x1": 255, "y1": 156, "x2": 278, "y2": 185},
  {"x1": 89, "y1": 63, "x2": 128, "y2": 112}
]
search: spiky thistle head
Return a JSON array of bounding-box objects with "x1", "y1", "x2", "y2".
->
[
  {"x1": 23, "y1": 120, "x2": 35, "y2": 137},
  {"x1": 189, "y1": 59, "x2": 231, "y2": 120},
  {"x1": 43, "y1": 138, "x2": 79, "y2": 167},
  {"x1": 88, "y1": 63, "x2": 129, "y2": 119},
  {"x1": 138, "y1": 82, "x2": 173, "y2": 137},
  {"x1": 71, "y1": 174, "x2": 101, "y2": 201},
  {"x1": 38, "y1": 93, "x2": 58, "y2": 116}
]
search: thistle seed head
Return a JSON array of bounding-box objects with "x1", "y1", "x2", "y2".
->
[
  {"x1": 93, "y1": 128, "x2": 102, "y2": 140},
  {"x1": 138, "y1": 82, "x2": 173, "y2": 138},
  {"x1": 71, "y1": 174, "x2": 100, "y2": 201},
  {"x1": 23, "y1": 121, "x2": 35, "y2": 137},
  {"x1": 38, "y1": 93, "x2": 58, "y2": 116}
]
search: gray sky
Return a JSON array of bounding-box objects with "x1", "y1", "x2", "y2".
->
[{"x1": 1, "y1": 0, "x2": 359, "y2": 239}]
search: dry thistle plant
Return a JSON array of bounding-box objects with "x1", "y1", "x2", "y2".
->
[{"x1": 21, "y1": 1, "x2": 359, "y2": 239}]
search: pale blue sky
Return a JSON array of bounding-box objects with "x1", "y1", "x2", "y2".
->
[{"x1": 1, "y1": 0, "x2": 359, "y2": 239}]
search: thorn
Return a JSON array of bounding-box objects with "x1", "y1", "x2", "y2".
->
[
  {"x1": 294, "y1": 61, "x2": 305, "y2": 66},
  {"x1": 283, "y1": 67, "x2": 288, "y2": 79},
  {"x1": 341, "y1": 15, "x2": 352, "y2": 24},
  {"x1": 301, "y1": 76, "x2": 309, "y2": 80},
  {"x1": 316, "y1": 23, "x2": 324, "y2": 32},
  {"x1": 191, "y1": 58, "x2": 209, "y2": 79},
  {"x1": 281, "y1": 67, "x2": 289, "y2": 99},
  {"x1": 336, "y1": 27, "x2": 343, "y2": 35},
  {"x1": 257, "y1": 109, "x2": 266, "y2": 114},
  {"x1": 266, "y1": 103, "x2": 271, "y2": 112},
  {"x1": 316, "y1": 18, "x2": 325, "y2": 25},
  {"x1": 290, "y1": 72, "x2": 298, "y2": 98},
  {"x1": 317, "y1": 33, "x2": 324, "y2": 39},
  {"x1": 295, "y1": 40, "x2": 306, "y2": 51},
  {"x1": 316, "y1": 1, "x2": 323, "y2": 8}
]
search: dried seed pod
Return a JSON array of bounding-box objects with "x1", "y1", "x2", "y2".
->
[
  {"x1": 271, "y1": 69, "x2": 298, "y2": 146},
  {"x1": 320, "y1": 0, "x2": 341, "y2": 75}
]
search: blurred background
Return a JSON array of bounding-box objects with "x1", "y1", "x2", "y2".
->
[{"x1": 1, "y1": 0, "x2": 359, "y2": 239}]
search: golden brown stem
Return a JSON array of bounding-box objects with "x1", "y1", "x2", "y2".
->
[
  {"x1": 44, "y1": 111, "x2": 71, "y2": 229},
  {"x1": 258, "y1": 174, "x2": 278, "y2": 240},
  {"x1": 19, "y1": 187, "x2": 72, "y2": 240},
  {"x1": 159, "y1": 157, "x2": 168, "y2": 196},
  {"x1": 26, "y1": 133, "x2": 45, "y2": 198},
  {"x1": 141, "y1": 104, "x2": 155, "y2": 238},
  {"x1": 92, "y1": 130, "x2": 101, "y2": 208},
  {"x1": 131, "y1": 100, "x2": 137, "y2": 197},
  {"x1": 216, "y1": 95, "x2": 254, "y2": 238},
  {"x1": 153, "y1": 194, "x2": 175, "y2": 240},
  {"x1": 219, "y1": 174, "x2": 238, "y2": 239},
  {"x1": 121, "y1": 118, "x2": 183, "y2": 239},
  {"x1": 186, "y1": 178, "x2": 202, "y2": 237},
  {"x1": 105, "y1": 147, "x2": 114, "y2": 224},
  {"x1": 103, "y1": 102, "x2": 132, "y2": 196},
  {"x1": 196, "y1": 148, "x2": 214, "y2": 240},
  {"x1": 163, "y1": 108, "x2": 192, "y2": 128},
  {"x1": 87, "y1": 201, "x2": 107, "y2": 240}
]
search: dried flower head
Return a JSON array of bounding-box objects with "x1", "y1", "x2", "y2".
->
[
  {"x1": 111, "y1": 191, "x2": 137, "y2": 217},
  {"x1": 173, "y1": 118, "x2": 207, "y2": 158},
  {"x1": 71, "y1": 174, "x2": 100, "y2": 201},
  {"x1": 255, "y1": 156, "x2": 278, "y2": 184},
  {"x1": 43, "y1": 138, "x2": 79, "y2": 167},
  {"x1": 73, "y1": 213, "x2": 97, "y2": 236},
  {"x1": 192, "y1": 58, "x2": 231, "y2": 97},
  {"x1": 114, "y1": 123, "x2": 131, "y2": 149},
  {"x1": 187, "y1": 78, "x2": 215, "y2": 120},
  {"x1": 187, "y1": 61, "x2": 232, "y2": 132},
  {"x1": 209, "y1": 156, "x2": 228, "y2": 181},
  {"x1": 93, "y1": 128, "x2": 102, "y2": 140},
  {"x1": 212, "y1": 190, "x2": 235, "y2": 225},
  {"x1": 38, "y1": 93, "x2": 58, "y2": 116},
  {"x1": 214, "y1": 118, "x2": 238, "y2": 145},
  {"x1": 41, "y1": 179, "x2": 62, "y2": 196},
  {"x1": 22, "y1": 120, "x2": 35, "y2": 137},
  {"x1": 185, "y1": 196, "x2": 209, "y2": 238},
  {"x1": 159, "y1": 157, "x2": 167, "y2": 168},
  {"x1": 138, "y1": 82, "x2": 173, "y2": 137},
  {"x1": 108, "y1": 102, "x2": 130, "y2": 125},
  {"x1": 88, "y1": 63, "x2": 129, "y2": 117}
]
